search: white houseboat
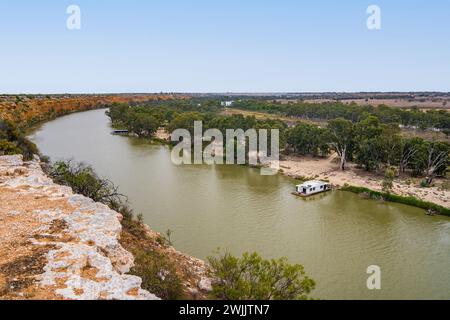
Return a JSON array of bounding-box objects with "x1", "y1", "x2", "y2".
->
[{"x1": 293, "y1": 180, "x2": 330, "y2": 197}]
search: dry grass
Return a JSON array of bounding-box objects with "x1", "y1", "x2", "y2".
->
[
  {"x1": 297, "y1": 98, "x2": 450, "y2": 110},
  {"x1": 221, "y1": 108, "x2": 326, "y2": 126}
]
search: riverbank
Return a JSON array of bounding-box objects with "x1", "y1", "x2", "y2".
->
[
  {"x1": 279, "y1": 155, "x2": 450, "y2": 210},
  {"x1": 0, "y1": 94, "x2": 183, "y2": 129},
  {"x1": 0, "y1": 155, "x2": 211, "y2": 300},
  {"x1": 155, "y1": 128, "x2": 450, "y2": 211}
]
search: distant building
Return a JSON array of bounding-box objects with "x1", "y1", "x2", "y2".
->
[{"x1": 221, "y1": 101, "x2": 234, "y2": 107}]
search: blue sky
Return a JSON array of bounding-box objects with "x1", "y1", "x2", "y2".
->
[{"x1": 0, "y1": 0, "x2": 449, "y2": 93}]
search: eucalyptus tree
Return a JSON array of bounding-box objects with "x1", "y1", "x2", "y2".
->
[
  {"x1": 423, "y1": 141, "x2": 450, "y2": 185},
  {"x1": 327, "y1": 118, "x2": 355, "y2": 170},
  {"x1": 399, "y1": 138, "x2": 421, "y2": 176},
  {"x1": 354, "y1": 116, "x2": 384, "y2": 171}
]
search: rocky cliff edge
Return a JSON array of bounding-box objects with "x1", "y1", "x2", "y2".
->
[{"x1": 0, "y1": 155, "x2": 159, "y2": 300}]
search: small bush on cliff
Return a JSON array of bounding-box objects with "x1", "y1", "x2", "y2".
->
[
  {"x1": 0, "y1": 139, "x2": 22, "y2": 155},
  {"x1": 155, "y1": 229, "x2": 174, "y2": 247},
  {"x1": 208, "y1": 251, "x2": 315, "y2": 300},
  {"x1": 48, "y1": 160, "x2": 151, "y2": 237},
  {"x1": 121, "y1": 214, "x2": 147, "y2": 239},
  {"x1": 0, "y1": 120, "x2": 37, "y2": 160},
  {"x1": 49, "y1": 160, "x2": 149, "y2": 236},
  {"x1": 131, "y1": 250, "x2": 184, "y2": 300},
  {"x1": 50, "y1": 160, "x2": 125, "y2": 205}
]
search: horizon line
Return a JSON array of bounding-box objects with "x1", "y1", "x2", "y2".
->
[{"x1": 2, "y1": 91, "x2": 450, "y2": 96}]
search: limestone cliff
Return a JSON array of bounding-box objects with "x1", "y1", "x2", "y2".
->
[{"x1": 0, "y1": 155, "x2": 159, "y2": 300}]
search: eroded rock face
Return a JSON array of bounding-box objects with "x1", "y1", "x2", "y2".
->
[{"x1": 0, "y1": 155, "x2": 159, "y2": 300}]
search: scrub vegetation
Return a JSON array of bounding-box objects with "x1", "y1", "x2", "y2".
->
[
  {"x1": 0, "y1": 120, "x2": 37, "y2": 160},
  {"x1": 341, "y1": 185, "x2": 450, "y2": 216},
  {"x1": 208, "y1": 251, "x2": 315, "y2": 300}
]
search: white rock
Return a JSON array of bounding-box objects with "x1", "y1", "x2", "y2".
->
[
  {"x1": 198, "y1": 277, "x2": 213, "y2": 292},
  {"x1": 0, "y1": 155, "x2": 160, "y2": 300}
]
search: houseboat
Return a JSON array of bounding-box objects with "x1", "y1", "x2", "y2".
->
[
  {"x1": 111, "y1": 129, "x2": 129, "y2": 135},
  {"x1": 293, "y1": 180, "x2": 331, "y2": 197}
]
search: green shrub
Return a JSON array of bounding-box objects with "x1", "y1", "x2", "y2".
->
[
  {"x1": 420, "y1": 180, "x2": 430, "y2": 188},
  {"x1": 0, "y1": 139, "x2": 22, "y2": 155},
  {"x1": 0, "y1": 120, "x2": 37, "y2": 160},
  {"x1": 208, "y1": 251, "x2": 315, "y2": 300},
  {"x1": 341, "y1": 185, "x2": 450, "y2": 216},
  {"x1": 49, "y1": 161, "x2": 125, "y2": 205},
  {"x1": 155, "y1": 229, "x2": 174, "y2": 247},
  {"x1": 382, "y1": 167, "x2": 396, "y2": 193},
  {"x1": 121, "y1": 216, "x2": 147, "y2": 239},
  {"x1": 131, "y1": 250, "x2": 184, "y2": 300}
]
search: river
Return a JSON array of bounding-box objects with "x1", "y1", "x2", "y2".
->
[{"x1": 28, "y1": 108, "x2": 450, "y2": 299}]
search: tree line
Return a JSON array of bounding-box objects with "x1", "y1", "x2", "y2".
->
[
  {"x1": 232, "y1": 100, "x2": 450, "y2": 133},
  {"x1": 288, "y1": 116, "x2": 449, "y2": 185},
  {"x1": 107, "y1": 103, "x2": 449, "y2": 185},
  {"x1": 107, "y1": 102, "x2": 287, "y2": 141}
]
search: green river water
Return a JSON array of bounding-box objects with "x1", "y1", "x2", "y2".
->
[{"x1": 28, "y1": 109, "x2": 450, "y2": 299}]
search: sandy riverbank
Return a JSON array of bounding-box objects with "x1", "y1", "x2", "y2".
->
[
  {"x1": 156, "y1": 128, "x2": 449, "y2": 209},
  {"x1": 279, "y1": 155, "x2": 450, "y2": 209}
]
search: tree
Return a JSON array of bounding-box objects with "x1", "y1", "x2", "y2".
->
[
  {"x1": 380, "y1": 124, "x2": 402, "y2": 167},
  {"x1": 354, "y1": 116, "x2": 384, "y2": 171},
  {"x1": 327, "y1": 119, "x2": 354, "y2": 170},
  {"x1": 399, "y1": 138, "x2": 421, "y2": 175},
  {"x1": 408, "y1": 139, "x2": 429, "y2": 176},
  {"x1": 106, "y1": 103, "x2": 129, "y2": 123},
  {"x1": 233, "y1": 99, "x2": 450, "y2": 131},
  {"x1": 208, "y1": 252, "x2": 315, "y2": 300},
  {"x1": 382, "y1": 167, "x2": 396, "y2": 193},
  {"x1": 167, "y1": 112, "x2": 204, "y2": 136},
  {"x1": 287, "y1": 123, "x2": 328, "y2": 157},
  {"x1": 129, "y1": 113, "x2": 160, "y2": 137},
  {"x1": 424, "y1": 141, "x2": 449, "y2": 185}
]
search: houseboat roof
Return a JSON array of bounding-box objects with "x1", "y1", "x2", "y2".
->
[{"x1": 296, "y1": 180, "x2": 327, "y2": 188}]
